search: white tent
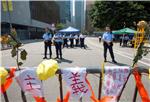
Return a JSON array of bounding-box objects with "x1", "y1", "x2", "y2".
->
[{"x1": 59, "y1": 26, "x2": 80, "y2": 33}]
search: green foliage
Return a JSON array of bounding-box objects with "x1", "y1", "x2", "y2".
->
[
  {"x1": 11, "y1": 48, "x2": 17, "y2": 57},
  {"x1": 89, "y1": 1, "x2": 150, "y2": 29},
  {"x1": 82, "y1": 30, "x2": 89, "y2": 35},
  {"x1": 56, "y1": 23, "x2": 65, "y2": 30},
  {"x1": 20, "y1": 50, "x2": 27, "y2": 60},
  {"x1": 9, "y1": 29, "x2": 28, "y2": 67},
  {"x1": 9, "y1": 40, "x2": 17, "y2": 46},
  {"x1": 18, "y1": 62, "x2": 23, "y2": 66},
  {"x1": 132, "y1": 42, "x2": 144, "y2": 67},
  {"x1": 132, "y1": 42, "x2": 150, "y2": 67}
]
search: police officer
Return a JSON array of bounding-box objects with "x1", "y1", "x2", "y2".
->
[
  {"x1": 102, "y1": 26, "x2": 117, "y2": 63},
  {"x1": 54, "y1": 32, "x2": 63, "y2": 59},
  {"x1": 43, "y1": 28, "x2": 52, "y2": 59},
  {"x1": 124, "y1": 35, "x2": 129, "y2": 47},
  {"x1": 69, "y1": 34, "x2": 74, "y2": 48},
  {"x1": 75, "y1": 34, "x2": 79, "y2": 47},
  {"x1": 80, "y1": 33, "x2": 86, "y2": 49},
  {"x1": 63, "y1": 34, "x2": 68, "y2": 48},
  {"x1": 119, "y1": 35, "x2": 123, "y2": 46},
  {"x1": 98, "y1": 36, "x2": 102, "y2": 43}
]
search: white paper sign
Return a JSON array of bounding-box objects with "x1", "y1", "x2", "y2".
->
[
  {"x1": 15, "y1": 68, "x2": 44, "y2": 97},
  {"x1": 103, "y1": 66, "x2": 130, "y2": 96},
  {"x1": 62, "y1": 67, "x2": 91, "y2": 99}
]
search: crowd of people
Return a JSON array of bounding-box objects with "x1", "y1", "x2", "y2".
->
[
  {"x1": 119, "y1": 35, "x2": 130, "y2": 47},
  {"x1": 43, "y1": 27, "x2": 86, "y2": 59}
]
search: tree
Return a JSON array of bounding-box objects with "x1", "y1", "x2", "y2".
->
[
  {"x1": 56, "y1": 23, "x2": 66, "y2": 30},
  {"x1": 89, "y1": 1, "x2": 150, "y2": 30}
]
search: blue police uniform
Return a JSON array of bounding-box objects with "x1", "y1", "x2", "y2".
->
[
  {"x1": 43, "y1": 32, "x2": 52, "y2": 59},
  {"x1": 54, "y1": 33, "x2": 63, "y2": 59},
  {"x1": 102, "y1": 32, "x2": 117, "y2": 63}
]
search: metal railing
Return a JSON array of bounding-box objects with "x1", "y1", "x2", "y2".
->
[{"x1": 2, "y1": 67, "x2": 149, "y2": 102}]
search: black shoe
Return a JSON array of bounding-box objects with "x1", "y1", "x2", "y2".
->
[
  {"x1": 43, "y1": 57, "x2": 47, "y2": 59},
  {"x1": 104, "y1": 60, "x2": 107, "y2": 62},
  {"x1": 60, "y1": 56, "x2": 62, "y2": 59},
  {"x1": 112, "y1": 60, "x2": 117, "y2": 63},
  {"x1": 55, "y1": 57, "x2": 59, "y2": 59}
]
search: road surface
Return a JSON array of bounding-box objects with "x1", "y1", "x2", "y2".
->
[{"x1": 1, "y1": 37, "x2": 150, "y2": 102}]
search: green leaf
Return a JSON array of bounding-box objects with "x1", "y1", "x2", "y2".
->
[
  {"x1": 14, "y1": 43, "x2": 22, "y2": 48},
  {"x1": 20, "y1": 50, "x2": 27, "y2": 60},
  {"x1": 89, "y1": 1, "x2": 150, "y2": 29},
  {"x1": 18, "y1": 62, "x2": 23, "y2": 66},
  {"x1": 11, "y1": 48, "x2": 17, "y2": 57},
  {"x1": 9, "y1": 40, "x2": 17, "y2": 46}
]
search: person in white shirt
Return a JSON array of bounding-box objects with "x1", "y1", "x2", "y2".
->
[
  {"x1": 74, "y1": 34, "x2": 79, "y2": 47},
  {"x1": 42, "y1": 28, "x2": 52, "y2": 59},
  {"x1": 124, "y1": 35, "x2": 129, "y2": 46},
  {"x1": 69, "y1": 34, "x2": 74, "y2": 48},
  {"x1": 53, "y1": 32, "x2": 63, "y2": 59},
  {"x1": 63, "y1": 34, "x2": 68, "y2": 48},
  {"x1": 80, "y1": 33, "x2": 86, "y2": 49},
  {"x1": 98, "y1": 36, "x2": 102, "y2": 42}
]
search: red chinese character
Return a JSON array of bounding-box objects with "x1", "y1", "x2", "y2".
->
[
  {"x1": 106, "y1": 80, "x2": 110, "y2": 87},
  {"x1": 106, "y1": 89, "x2": 109, "y2": 95},
  {"x1": 69, "y1": 72, "x2": 88, "y2": 95},
  {"x1": 25, "y1": 75, "x2": 35, "y2": 80},
  {"x1": 112, "y1": 72, "x2": 116, "y2": 80},
  {"x1": 124, "y1": 69, "x2": 129, "y2": 73},
  {"x1": 24, "y1": 75, "x2": 40, "y2": 91},
  {"x1": 119, "y1": 74, "x2": 122, "y2": 81}
]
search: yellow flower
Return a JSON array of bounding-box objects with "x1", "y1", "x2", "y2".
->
[
  {"x1": 0, "y1": 67, "x2": 8, "y2": 85},
  {"x1": 36, "y1": 59, "x2": 59, "y2": 80}
]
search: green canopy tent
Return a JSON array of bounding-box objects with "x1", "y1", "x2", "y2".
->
[
  {"x1": 112, "y1": 28, "x2": 137, "y2": 46},
  {"x1": 112, "y1": 28, "x2": 137, "y2": 35}
]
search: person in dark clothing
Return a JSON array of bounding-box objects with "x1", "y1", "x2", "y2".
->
[
  {"x1": 102, "y1": 26, "x2": 117, "y2": 63},
  {"x1": 69, "y1": 34, "x2": 74, "y2": 48},
  {"x1": 79, "y1": 34, "x2": 86, "y2": 49},
  {"x1": 54, "y1": 32, "x2": 63, "y2": 59},
  {"x1": 98, "y1": 36, "x2": 101, "y2": 43},
  {"x1": 63, "y1": 34, "x2": 68, "y2": 48},
  {"x1": 75, "y1": 35, "x2": 79, "y2": 47},
  {"x1": 124, "y1": 35, "x2": 129, "y2": 47},
  {"x1": 119, "y1": 35, "x2": 123, "y2": 46},
  {"x1": 43, "y1": 28, "x2": 52, "y2": 59}
]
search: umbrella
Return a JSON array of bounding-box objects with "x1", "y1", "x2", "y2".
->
[
  {"x1": 59, "y1": 26, "x2": 80, "y2": 33},
  {"x1": 112, "y1": 28, "x2": 137, "y2": 35}
]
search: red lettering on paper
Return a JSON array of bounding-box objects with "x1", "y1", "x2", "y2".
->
[{"x1": 69, "y1": 72, "x2": 88, "y2": 95}]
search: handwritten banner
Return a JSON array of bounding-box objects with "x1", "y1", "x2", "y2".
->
[
  {"x1": 103, "y1": 66, "x2": 130, "y2": 97},
  {"x1": 15, "y1": 68, "x2": 44, "y2": 97},
  {"x1": 62, "y1": 67, "x2": 91, "y2": 99}
]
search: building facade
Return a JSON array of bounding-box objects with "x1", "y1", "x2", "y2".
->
[
  {"x1": 1, "y1": 0, "x2": 87, "y2": 40},
  {"x1": 56, "y1": 1, "x2": 71, "y2": 24},
  {"x1": 1, "y1": 1, "x2": 60, "y2": 40},
  {"x1": 85, "y1": 0, "x2": 95, "y2": 32},
  {"x1": 70, "y1": 0, "x2": 86, "y2": 31}
]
